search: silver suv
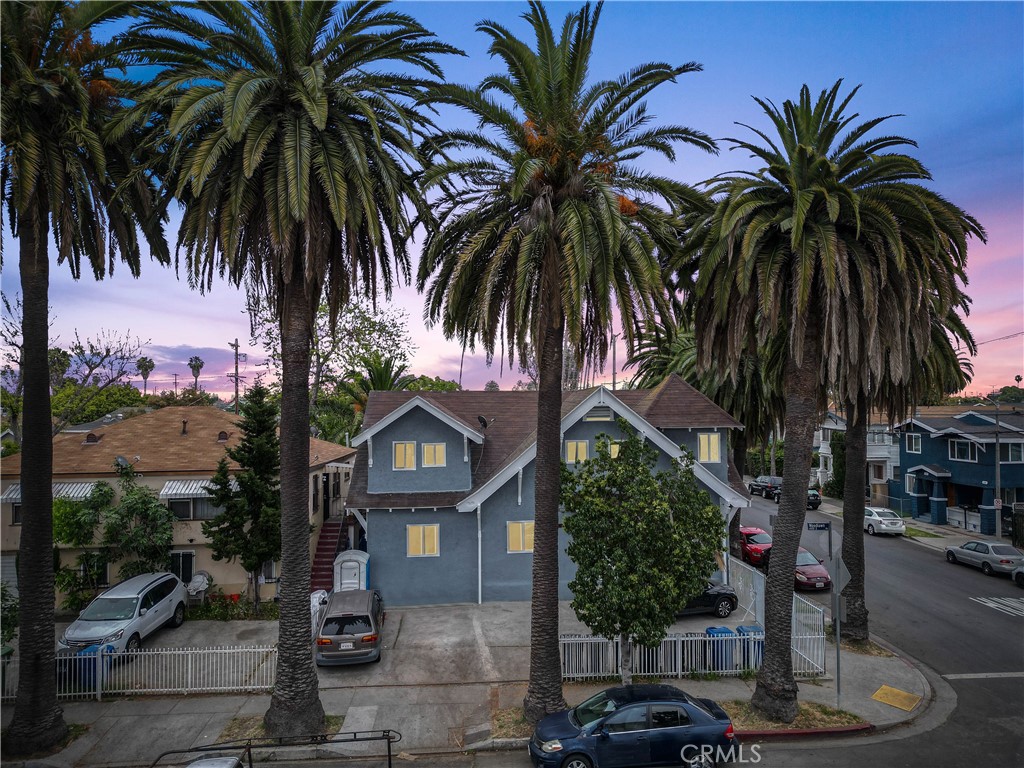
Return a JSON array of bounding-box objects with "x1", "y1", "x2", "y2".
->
[{"x1": 59, "y1": 572, "x2": 187, "y2": 653}]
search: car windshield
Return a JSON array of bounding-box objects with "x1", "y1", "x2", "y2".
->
[
  {"x1": 571, "y1": 690, "x2": 619, "y2": 727},
  {"x1": 747, "y1": 533, "x2": 772, "y2": 545},
  {"x1": 80, "y1": 597, "x2": 138, "y2": 621},
  {"x1": 321, "y1": 615, "x2": 372, "y2": 636},
  {"x1": 992, "y1": 546, "x2": 1023, "y2": 557},
  {"x1": 795, "y1": 551, "x2": 820, "y2": 567},
  {"x1": 808, "y1": 490, "x2": 820, "y2": 497}
]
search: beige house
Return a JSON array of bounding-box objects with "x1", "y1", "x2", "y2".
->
[{"x1": 0, "y1": 406, "x2": 354, "y2": 605}]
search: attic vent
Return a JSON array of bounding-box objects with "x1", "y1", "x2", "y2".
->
[
  {"x1": 584, "y1": 406, "x2": 613, "y2": 422},
  {"x1": 83, "y1": 433, "x2": 101, "y2": 444},
  {"x1": 217, "y1": 431, "x2": 229, "y2": 442}
]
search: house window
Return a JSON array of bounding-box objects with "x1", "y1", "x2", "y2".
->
[
  {"x1": 192, "y1": 498, "x2": 221, "y2": 520},
  {"x1": 905, "y1": 475, "x2": 917, "y2": 494},
  {"x1": 11, "y1": 504, "x2": 21, "y2": 525},
  {"x1": 999, "y1": 442, "x2": 1024, "y2": 463},
  {"x1": 332, "y1": 472, "x2": 341, "y2": 496},
  {"x1": 698, "y1": 433, "x2": 721, "y2": 463},
  {"x1": 80, "y1": 555, "x2": 108, "y2": 587},
  {"x1": 609, "y1": 441, "x2": 621, "y2": 459},
  {"x1": 394, "y1": 441, "x2": 416, "y2": 470},
  {"x1": 507, "y1": 521, "x2": 535, "y2": 553},
  {"x1": 168, "y1": 499, "x2": 192, "y2": 520},
  {"x1": 422, "y1": 443, "x2": 446, "y2": 467},
  {"x1": 169, "y1": 551, "x2": 195, "y2": 584},
  {"x1": 907, "y1": 434, "x2": 922, "y2": 453},
  {"x1": 407, "y1": 524, "x2": 439, "y2": 557},
  {"x1": 260, "y1": 560, "x2": 278, "y2": 583},
  {"x1": 949, "y1": 440, "x2": 977, "y2": 462},
  {"x1": 871, "y1": 464, "x2": 885, "y2": 481},
  {"x1": 566, "y1": 440, "x2": 588, "y2": 464}
]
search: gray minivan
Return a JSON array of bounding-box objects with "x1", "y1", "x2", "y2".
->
[{"x1": 314, "y1": 589, "x2": 385, "y2": 666}]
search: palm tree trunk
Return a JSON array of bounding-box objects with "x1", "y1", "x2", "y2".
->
[
  {"x1": 841, "y1": 393, "x2": 869, "y2": 642},
  {"x1": 264, "y1": 273, "x2": 326, "y2": 737},
  {"x1": 523, "y1": 247, "x2": 568, "y2": 723},
  {"x1": 751, "y1": 316, "x2": 821, "y2": 723},
  {"x1": 6, "y1": 203, "x2": 68, "y2": 755}
]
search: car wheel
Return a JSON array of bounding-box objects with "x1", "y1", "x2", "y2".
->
[
  {"x1": 126, "y1": 634, "x2": 142, "y2": 654},
  {"x1": 1014, "y1": 572, "x2": 1024, "y2": 588},
  {"x1": 714, "y1": 598, "x2": 734, "y2": 618},
  {"x1": 867, "y1": 524, "x2": 876, "y2": 536},
  {"x1": 562, "y1": 755, "x2": 593, "y2": 768},
  {"x1": 982, "y1": 562, "x2": 994, "y2": 576},
  {"x1": 686, "y1": 753, "x2": 716, "y2": 768},
  {"x1": 946, "y1": 551, "x2": 957, "y2": 563},
  {"x1": 171, "y1": 602, "x2": 185, "y2": 628}
]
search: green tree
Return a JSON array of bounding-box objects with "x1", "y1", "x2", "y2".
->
[
  {"x1": 52, "y1": 483, "x2": 114, "y2": 610},
  {"x1": 1, "y1": 583, "x2": 18, "y2": 647},
  {"x1": 188, "y1": 355, "x2": 205, "y2": 390},
  {"x1": 562, "y1": 428, "x2": 724, "y2": 684},
  {"x1": 406, "y1": 375, "x2": 461, "y2": 393},
  {"x1": 136, "y1": 356, "x2": 155, "y2": 395},
  {"x1": 338, "y1": 353, "x2": 417, "y2": 413},
  {"x1": 483, "y1": 380, "x2": 500, "y2": 392},
  {"x1": 131, "y1": 0, "x2": 456, "y2": 736},
  {"x1": 101, "y1": 462, "x2": 175, "y2": 580},
  {"x1": 1, "y1": 1, "x2": 169, "y2": 752},
  {"x1": 51, "y1": 382, "x2": 144, "y2": 425},
  {"x1": 417, "y1": 1, "x2": 714, "y2": 721},
  {"x1": 822, "y1": 431, "x2": 847, "y2": 498},
  {"x1": 689, "y1": 81, "x2": 983, "y2": 722},
  {"x1": 202, "y1": 382, "x2": 281, "y2": 610}
]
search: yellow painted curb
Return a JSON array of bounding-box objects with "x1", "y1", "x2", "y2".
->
[{"x1": 871, "y1": 684, "x2": 922, "y2": 711}]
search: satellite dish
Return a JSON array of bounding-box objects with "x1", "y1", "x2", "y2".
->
[
  {"x1": 115, "y1": 455, "x2": 129, "y2": 467},
  {"x1": 477, "y1": 416, "x2": 488, "y2": 431}
]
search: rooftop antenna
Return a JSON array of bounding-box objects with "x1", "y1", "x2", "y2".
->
[{"x1": 115, "y1": 455, "x2": 129, "y2": 467}]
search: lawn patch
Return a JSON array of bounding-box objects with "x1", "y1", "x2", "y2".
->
[
  {"x1": 721, "y1": 700, "x2": 863, "y2": 730},
  {"x1": 491, "y1": 707, "x2": 533, "y2": 739},
  {"x1": 217, "y1": 714, "x2": 343, "y2": 742}
]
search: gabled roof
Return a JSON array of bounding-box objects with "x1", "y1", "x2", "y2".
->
[
  {"x1": 615, "y1": 375, "x2": 743, "y2": 430},
  {"x1": 351, "y1": 395, "x2": 484, "y2": 447},
  {"x1": 907, "y1": 464, "x2": 951, "y2": 478},
  {"x1": 898, "y1": 407, "x2": 1024, "y2": 442}
]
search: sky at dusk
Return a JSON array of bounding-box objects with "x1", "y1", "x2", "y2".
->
[{"x1": 2, "y1": 1, "x2": 1022, "y2": 399}]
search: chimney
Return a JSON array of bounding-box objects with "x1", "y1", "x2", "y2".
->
[{"x1": 182, "y1": 419, "x2": 188, "y2": 435}]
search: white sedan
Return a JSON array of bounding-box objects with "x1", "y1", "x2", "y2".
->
[{"x1": 863, "y1": 507, "x2": 906, "y2": 536}]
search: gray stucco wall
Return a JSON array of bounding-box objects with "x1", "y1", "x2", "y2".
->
[
  {"x1": 366, "y1": 407, "x2": 472, "y2": 494},
  {"x1": 662, "y1": 427, "x2": 730, "y2": 485},
  {"x1": 365, "y1": 506, "x2": 477, "y2": 606}
]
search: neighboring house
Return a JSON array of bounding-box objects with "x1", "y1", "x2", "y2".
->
[
  {"x1": 889, "y1": 405, "x2": 1024, "y2": 534},
  {"x1": 344, "y1": 375, "x2": 751, "y2": 606},
  {"x1": 814, "y1": 411, "x2": 900, "y2": 502},
  {"x1": 0, "y1": 406, "x2": 354, "y2": 603}
]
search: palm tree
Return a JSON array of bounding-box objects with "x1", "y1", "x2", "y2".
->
[
  {"x1": 417, "y1": 1, "x2": 715, "y2": 721},
  {"x1": 689, "y1": 80, "x2": 983, "y2": 721},
  {"x1": 136, "y1": 356, "x2": 155, "y2": 395},
  {"x1": 129, "y1": 0, "x2": 455, "y2": 736},
  {"x1": 1, "y1": 1, "x2": 169, "y2": 753},
  {"x1": 338, "y1": 352, "x2": 416, "y2": 413},
  {"x1": 188, "y1": 355, "x2": 204, "y2": 390}
]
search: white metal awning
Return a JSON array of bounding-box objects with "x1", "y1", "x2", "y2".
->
[
  {"x1": 0, "y1": 482, "x2": 98, "y2": 503},
  {"x1": 159, "y1": 480, "x2": 218, "y2": 499}
]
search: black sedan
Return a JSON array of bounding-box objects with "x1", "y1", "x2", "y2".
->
[
  {"x1": 529, "y1": 684, "x2": 737, "y2": 768},
  {"x1": 678, "y1": 582, "x2": 738, "y2": 619}
]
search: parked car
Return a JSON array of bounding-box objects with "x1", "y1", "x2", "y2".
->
[
  {"x1": 747, "y1": 475, "x2": 783, "y2": 497},
  {"x1": 58, "y1": 572, "x2": 187, "y2": 653},
  {"x1": 771, "y1": 487, "x2": 822, "y2": 510},
  {"x1": 794, "y1": 548, "x2": 831, "y2": 591},
  {"x1": 1013, "y1": 565, "x2": 1024, "y2": 589},
  {"x1": 740, "y1": 526, "x2": 773, "y2": 566},
  {"x1": 314, "y1": 588, "x2": 385, "y2": 665},
  {"x1": 678, "y1": 581, "x2": 738, "y2": 619},
  {"x1": 944, "y1": 541, "x2": 1024, "y2": 576},
  {"x1": 863, "y1": 507, "x2": 906, "y2": 536},
  {"x1": 528, "y1": 684, "x2": 736, "y2": 768}
]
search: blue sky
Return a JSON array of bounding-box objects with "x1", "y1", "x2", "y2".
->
[{"x1": 4, "y1": 1, "x2": 1022, "y2": 396}]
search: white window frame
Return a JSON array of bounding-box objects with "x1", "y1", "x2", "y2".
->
[
  {"x1": 906, "y1": 433, "x2": 922, "y2": 454},
  {"x1": 905, "y1": 474, "x2": 917, "y2": 494},
  {"x1": 406, "y1": 524, "x2": 439, "y2": 557},
  {"x1": 422, "y1": 442, "x2": 447, "y2": 468},
  {"x1": 393, "y1": 441, "x2": 416, "y2": 471},
  {"x1": 999, "y1": 441, "x2": 1024, "y2": 463},
  {"x1": 948, "y1": 439, "x2": 977, "y2": 463},
  {"x1": 507, "y1": 521, "x2": 535, "y2": 554},
  {"x1": 260, "y1": 560, "x2": 278, "y2": 583},
  {"x1": 697, "y1": 432, "x2": 721, "y2": 463},
  {"x1": 566, "y1": 440, "x2": 588, "y2": 464}
]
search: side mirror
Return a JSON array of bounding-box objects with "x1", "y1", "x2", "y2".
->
[
  {"x1": 818, "y1": 558, "x2": 824, "y2": 564},
  {"x1": 597, "y1": 726, "x2": 610, "y2": 739},
  {"x1": 139, "y1": 608, "x2": 148, "y2": 616},
  {"x1": 319, "y1": 597, "x2": 328, "y2": 606}
]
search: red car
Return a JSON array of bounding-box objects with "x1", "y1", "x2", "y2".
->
[
  {"x1": 740, "y1": 526, "x2": 773, "y2": 566},
  {"x1": 794, "y1": 547, "x2": 831, "y2": 590}
]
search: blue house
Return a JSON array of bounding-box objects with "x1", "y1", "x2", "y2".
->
[
  {"x1": 343, "y1": 376, "x2": 750, "y2": 606},
  {"x1": 890, "y1": 406, "x2": 1024, "y2": 535}
]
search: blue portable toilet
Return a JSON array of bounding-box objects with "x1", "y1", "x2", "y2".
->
[
  {"x1": 736, "y1": 625, "x2": 764, "y2": 669},
  {"x1": 706, "y1": 626, "x2": 736, "y2": 672}
]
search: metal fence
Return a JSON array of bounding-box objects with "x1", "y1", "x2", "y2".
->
[
  {"x1": 1, "y1": 645, "x2": 277, "y2": 702},
  {"x1": 727, "y1": 558, "x2": 765, "y2": 626},
  {"x1": 791, "y1": 593, "x2": 826, "y2": 677}
]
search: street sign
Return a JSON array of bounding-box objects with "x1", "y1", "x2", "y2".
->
[
  {"x1": 807, "y1": 522, "x2": 830, "y2": 531},
  {"x1": 830, "y1": 557, "x2": 852, "y2": 593}
]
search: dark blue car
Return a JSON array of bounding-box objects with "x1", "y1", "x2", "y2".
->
[{"x1": 528, "y1": 684, "x2": 736, "y2": 768}]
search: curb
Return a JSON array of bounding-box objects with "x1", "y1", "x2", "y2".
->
[{"x1": 736, "y1": 722, "x2": 874, "y2": 740}]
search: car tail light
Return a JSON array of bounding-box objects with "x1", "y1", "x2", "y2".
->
[
  {"x1": 999, "y1": 559, "x2": 1013, "y2": 564},
  {"x1": 316, "y1": 638, "x2": 332, "y2": 646},
  {"x1": 361, "y1": 634, "x2": 378, "y2": 643},
  {"x1": 724, "y1": 723, "x2": 735, "y2": 740}
]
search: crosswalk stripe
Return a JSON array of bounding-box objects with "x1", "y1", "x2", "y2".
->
[{"x1": 969, "y1": 596, "x2": 1024, "y2": 617}]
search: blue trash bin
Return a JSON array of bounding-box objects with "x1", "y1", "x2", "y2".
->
[
  {"x1": 74, "y1": 644, "x2": 115, "y2": 689},
  {"x1": 736, "y1": 625, "x2": 764, "y2": 669},
  {"x1": 705, "y1": 626, "x2": 736, "y2": 671}
]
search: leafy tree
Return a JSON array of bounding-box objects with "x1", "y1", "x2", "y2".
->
[
  {"x1": 562, "y1": 426, "x2": 724, "y2": 684},
  {"x1": 822, "y1": 431, "x2": 847, "y2": 498},
  {"x1": 484, "y1": 380, "x2": 500, "y2": 392},
  {"x1": 51, "y1": 382, "x2": 144, "y2": 426},
  {"x1": 101, "y1": 463, "x2": 175, "y2": 580},
  {"x1": 188, "y1": 355, "x2": 205, "y2": 390},
  {"x1": 689, "y1": 81, "x2": 983, "y2": 722},
  {"x1": 131, "y1": 0, "x2": 456, "y2": 737},
  {"x1": 0, "y1": 583, "x2": 18, "y2": 647},
  {"x1": 338, "y1": 353, "x2": 417, "y2": 414},
  {"x1": 52, "y1": 486, "x2": 113, "y2": 612},
  {"x1": 406, "y1": 375, "x2": 461, "y2": 393},
  {"x1": 417, "y1": 2, "x2": 714, "y2": 721},
  {"x1": 1, "y1": 1, "x2": 169, "y2": 751},
  {"x1": 202, "y1": 383, "x2": 282, "y2": 610},
  {"x1": 145, "y1": 387, "x2": 219, "y2": 408},
  {"x1": 136, "y1": 356, "x2": 155, "y2": 395}
]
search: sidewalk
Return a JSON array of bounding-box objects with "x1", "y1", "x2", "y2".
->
[{"x1": 1, "y1": 600, "x2": 936, "y2": 768}]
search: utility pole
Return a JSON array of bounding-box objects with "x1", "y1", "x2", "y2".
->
[
  {"x1": 172, "y1": 373, "x2": 179, "y2": 395},
  {"x1": 995, "y1": 398, "x2": 1002, "y2": 538},
  {"x1": 611, "y1": 333, "x2": 618, "y2": 390},
  {"x1": 227, "y1": 339, "x2": 247, "y2": 414}
]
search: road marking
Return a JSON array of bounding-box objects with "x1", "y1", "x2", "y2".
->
[
  {"x1": 943, "y1": 671, "x2": 1024, "y2": 680},
  {"x1": 968, "y1": 596, "x2": 1024, "y2": 617}
]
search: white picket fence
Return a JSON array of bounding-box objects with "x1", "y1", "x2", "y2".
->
[{"x1": 1, "y1": 646, "x2": 276, "y2": 702}]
